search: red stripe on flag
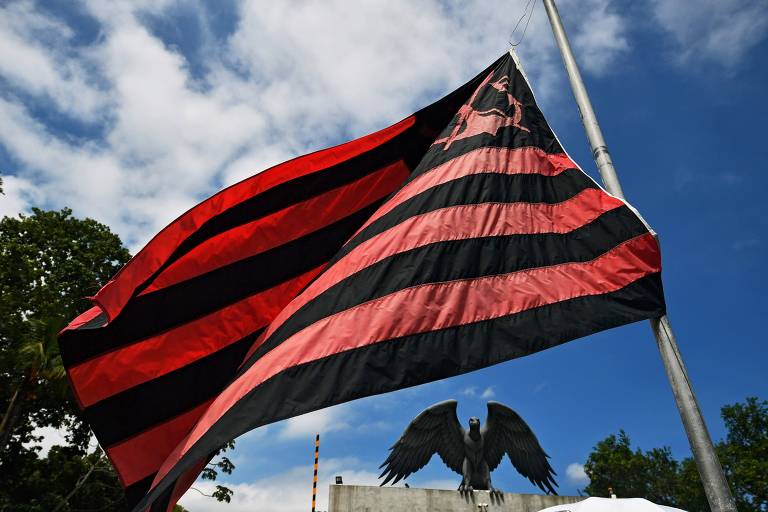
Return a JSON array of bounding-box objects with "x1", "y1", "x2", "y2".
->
[
  {"x1": 142, "y1": 161, "x2": 409, "y2": 295},
  {"x1": 64, "y1": 306, "x2": 103, "y2": 331},
  {"x1": 353, "y1": 146, "x2": 575, "y2": 237},
  {"x1": 89, "y1": 116, "x2": 416, "y2": 322},
  {"x1": 152, "y1": 233, "x2": 660, "y2": 486},
  {"x1": 253, "y1": 187, "x2": 624, "y2": 354},
  {"x1": 106, "y1": 400, "x2": 212, "y2": 487},
  {"x1": 164, "y1": 458, "x2": 210, "y2": 512},
  {"x1": 70, "y1": 267, "x2": 322, "y2": 407}
]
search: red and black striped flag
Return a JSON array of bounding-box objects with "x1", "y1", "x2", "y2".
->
[{"x1": 59, "y1": 52, "x2": 665, "y2": 511}]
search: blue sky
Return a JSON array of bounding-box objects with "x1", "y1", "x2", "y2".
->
[{"x1": 2, "y1": 1, "x2": 767, "y2": 510}]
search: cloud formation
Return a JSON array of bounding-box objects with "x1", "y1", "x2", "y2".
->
[
  {"x1": 0, "y1": 0, "x2": 631, "y2": 251},
  {"x1": 461, "y1": 385, "x2": 496, "y2": 399},
  {"x1": 178, "y1": 457, "x2": 381, "y2": 512},
  {"x1": 278, "y1": 405, "x2": 351, "y2": 441},
  {"x1": 565, "y1": 462, "x2": 589, "y2": 485},
  {"x1": 650, "y1": 0, "x2": 768, "y2": 66}
]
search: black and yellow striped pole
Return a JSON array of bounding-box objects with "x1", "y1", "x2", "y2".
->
[{"x1": 311, "y1": 433, "x2": 320, "y2": 512}]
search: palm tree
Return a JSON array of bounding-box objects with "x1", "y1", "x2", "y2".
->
[{"x1": 0, "y1": 316, "x2": 68, "y2": 450}]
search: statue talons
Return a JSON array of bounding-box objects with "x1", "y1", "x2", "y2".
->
[{"x1": 457, "y1": 483, "x2": 473, "y2": 495}]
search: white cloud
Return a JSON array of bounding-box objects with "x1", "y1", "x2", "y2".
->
[
  {"x1": 278, "y1": 405, "x2": 350, "y2": 441},
  {"x1": 480, "y1": 386, "x2": 496, "y2": 399},
  {"x1": 0, "y1": 174, "x2": 43, "y2": 218},
  {"x1": 0, "y1": 97, "x2": 141, "y2": 241},
  {"x1": 355, "y1": 419, "x2": 393, "y2": 433},
  {"x1": 650, "y1": 0, "x2": 768, "y2": 67},
  {"x1": 0, "y1": 1, "x2": 108, "y2": 120},
  {"x1": 461, "y1": 385, "x2": 495, "y2": 399},
  {"x1": 565, "y1": 462, "x2": 589, "y2": 485},
  {"x1": 178, "y1": 457, "x2": 380, "y2": 512},
  {"x1": 0, "y1": 0, "x2": 631, "y2": 250},
  {"x1": 23, "y1": 425, "x2": 69, "y2": 458},
  {"x1": 571, "y1": 0, "x2": 629, "y2": 75}
]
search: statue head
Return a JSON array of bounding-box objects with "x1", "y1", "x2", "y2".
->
[{"x1": 468, "y1": 417, "x2": 480, "y2": 430}]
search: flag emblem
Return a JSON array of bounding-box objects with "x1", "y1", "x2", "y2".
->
[{"x1": 435, "y1": 72, "x2": 529, "y2": 150}]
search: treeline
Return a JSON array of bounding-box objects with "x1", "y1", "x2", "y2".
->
[
  {"x1": 583, "y1": 397, "x2": 767, "y2": 512},
  {"x1": 0, "y1": 209, "x2": 232, "y2": 512}
]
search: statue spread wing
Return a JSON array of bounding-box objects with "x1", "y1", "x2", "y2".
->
[
  {"x1": 482, "y1": 401, "x2": 558, "y2": 494},
  {"x1": 379, "y1": 400, "x2": 465, "y2": 485}
]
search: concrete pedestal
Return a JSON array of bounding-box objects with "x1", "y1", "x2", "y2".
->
[{"x1": 328, "y1": 485, "x2": 583, "y2": 512}]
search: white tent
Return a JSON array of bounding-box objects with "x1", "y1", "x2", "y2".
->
[{"x1": 538, "y1": 497, "x2": 687, "y2": 512}]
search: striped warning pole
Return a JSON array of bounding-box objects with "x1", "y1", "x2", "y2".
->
[{"x1": 311, "y1": 433, "x2": 320, "y2": 512}]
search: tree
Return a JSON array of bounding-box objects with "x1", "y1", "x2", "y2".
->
[
  {"x1": 0, "y1": 208, "x2": 130, "y2": 453},
  {"x1": 582, "y1": 430, "x2": 679, "y2": 505},
  {"x1": 0, "y1": 317, "x2": 69, "y2": 451},
  {"x1": 198, "y1": 440, "x2": 237, "y2": 503},
  {"x1": 0, "y1": 208, "x2": 131, "y2": 511},
  {"x1": 0, "y1": 208, "x2": 236, "y2": 511},
  {"x1": 1, "y1": 445, "x2": 130, "y2": 512},
  {"x1": 713, "y1": 398, "x2": 767, "y2": 511},
  {"x1": 582, "y1": 397, "x2": 767, "y2": 512}
]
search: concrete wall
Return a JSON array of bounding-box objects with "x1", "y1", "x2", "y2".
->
[{"x1": 328, "y1": 485, "x2": 583, "y2": 512}]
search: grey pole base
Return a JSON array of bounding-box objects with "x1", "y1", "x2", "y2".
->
[{"x1": 541, "y1": 1, "x2": 738, "y2": 510}]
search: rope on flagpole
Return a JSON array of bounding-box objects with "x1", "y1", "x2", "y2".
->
[{"x1": 509, "y1": 0, "x2": 537, "y2": 47}]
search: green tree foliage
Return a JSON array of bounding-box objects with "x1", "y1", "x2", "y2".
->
[
  {"x1": 0, "y1": 208, "x2": 131, "y2": 511},
  {"x1": 3, "y1": 446, "x2": 129, "y2": 512},
  {"x1": 0, "y1": 208, "x2": 236, "y2": 511},
  {"x1": 199, "y1": 441, "x2": 237, "y2": 503},
  {"x1": 0, "y1": 208, "x2": 130, "y2": 454},
  {"x1": 583, "y1": 430, "x2": 679, "y2": 505},
  {"x1": 583, "y1": 397, "x2": 767, "y2": 512},
  {"x1": 718, "y1": 398, "x2": 768, "y2": 511}
]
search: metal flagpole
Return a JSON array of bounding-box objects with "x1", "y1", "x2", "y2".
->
[{"x1": 540, "y1": 1, "x2": 737, "y2": 511}]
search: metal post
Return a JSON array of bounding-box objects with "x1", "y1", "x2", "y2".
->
[
  {"x1": 311, "y1": 433, "x2": 320, "y2": 512},
  {"x1": 541, "y1": 1, "x2": 737, "y2": 511}
]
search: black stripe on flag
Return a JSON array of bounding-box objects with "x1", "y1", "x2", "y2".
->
[
  {"x1": 337, "y1": 168, "x2": 595, "y2": 261},
  {"x1": 84, "y1": 330, "x2": 259, "y2": 447},
  {"x1": 60, "y1": 202, "x2": 382, "y2": 367},
  {"x1": 241, "y1": 205, "x2": 649, "y2": 370},
  {"x1": 137, "y1": 273, "x2": 665, "y2": 511}
]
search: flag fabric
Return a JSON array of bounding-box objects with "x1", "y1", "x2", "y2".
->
[
  {"x1": 59, "y1": 51, "x2": 665, "y2": 512},
  {"x1": 58, "y1": 54, "x2": 495, "y2": 507}
]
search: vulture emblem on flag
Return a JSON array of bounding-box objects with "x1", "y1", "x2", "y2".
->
[
  {"x1": 434, "y1": 72, "x2": 529, "y2": 150},
  {"x1": 379, "y1": 400, "x2": 557, "y2": 495}
]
